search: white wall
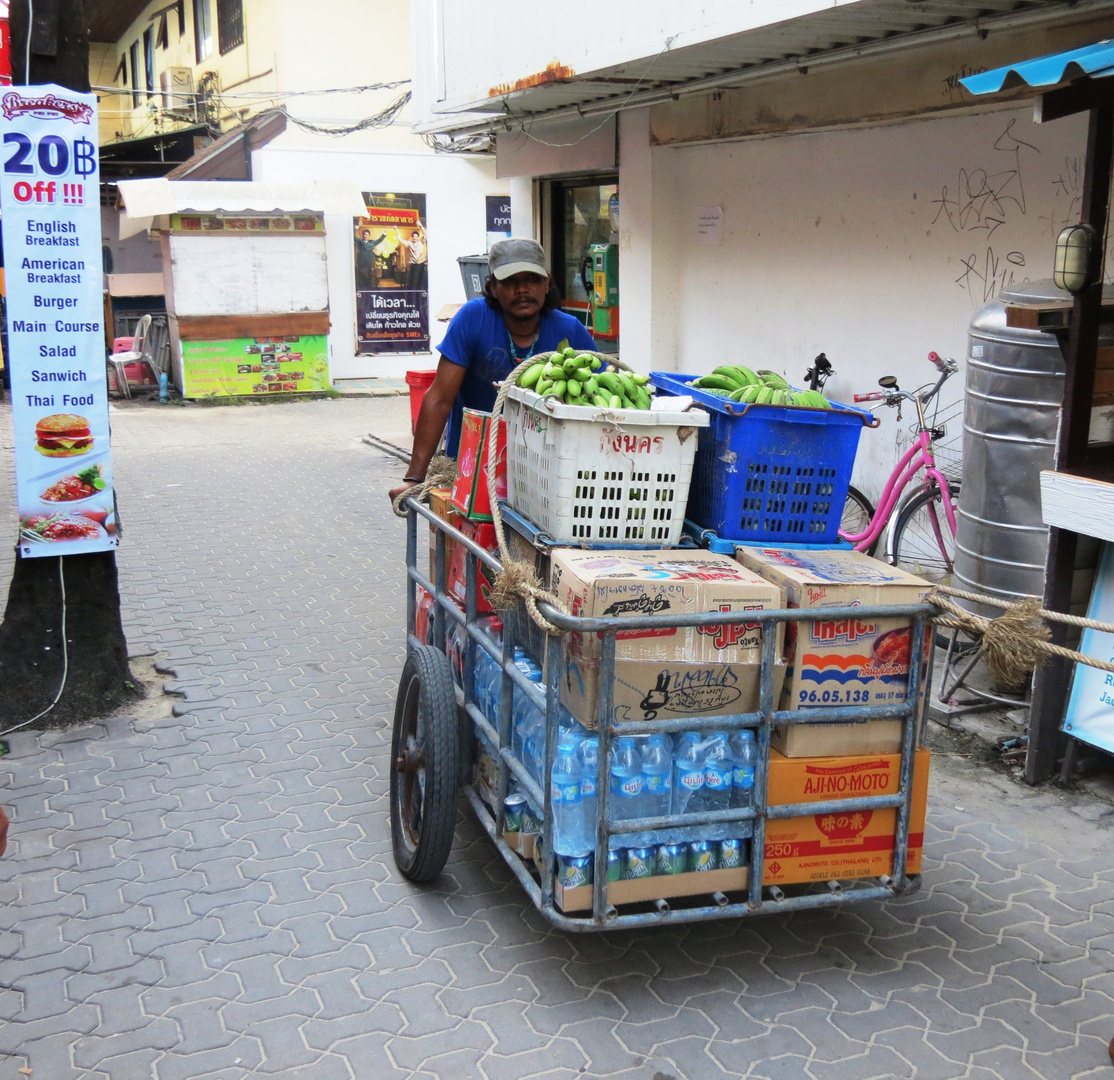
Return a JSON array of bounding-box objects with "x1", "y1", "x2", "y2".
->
[
  {"x1": 251, "y1": 142, "x2": 505, "y2": 379},
  {"x1": 642, "y1": 105, "x2": 1089, "y2": 499}
]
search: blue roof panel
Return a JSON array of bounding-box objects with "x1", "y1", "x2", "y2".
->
[{"x1": 961, "y1": 41, "x2": 1114, "y2": 95}]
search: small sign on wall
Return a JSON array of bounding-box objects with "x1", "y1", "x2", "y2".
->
[
  {"x1": 697, "y1": 205, "x2": 724, "y2": 246},
  {"x1": 486, "y1": 195, "x2": 511, "y2": 252}
]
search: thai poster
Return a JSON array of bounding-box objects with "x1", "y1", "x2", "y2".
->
[
  {"x1": 0, "y1": 84, "x2": 117, "y2": 557},
  {"x1": 354, "y1": 192, "x2": 429, "y2": 355},
  {"x1": 181, "y1": 335, "x2": 329, "y2": 397}
]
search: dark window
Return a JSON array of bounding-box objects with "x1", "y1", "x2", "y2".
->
[
  {"x1": 143, "y1": 28, "x2": 155, "y2": 96},
  {"x1": 129, "y1": 40, "x2": 142, "y2": 107},
  {"x1": 156, "y1": 13, "x2": 169, "y2": 49},
  {"x1": 217, "y1": 0, "x2": 244, "y2": 55},
  {"x1": 193, "y1": 0, "x2": 212, "y2": 62},
  {"x1": 176, "y1": 0, "x2": 186, "y2": 35}
]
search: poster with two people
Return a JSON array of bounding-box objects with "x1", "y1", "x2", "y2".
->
[{"x1": 354, "y1": 192, "x2": 429, "y2": 354}]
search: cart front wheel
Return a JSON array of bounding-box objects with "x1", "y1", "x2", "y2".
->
[{"x1": 390, "y1": 645, "x2": 459, "y2": 882}]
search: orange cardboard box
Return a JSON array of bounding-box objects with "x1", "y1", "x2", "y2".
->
[
  {"x1": 428, "y1": 488, "x2": 461, "y2": 582},
  {"x1": 763, "y1": 747, "x2": 930, "y2": 885}
]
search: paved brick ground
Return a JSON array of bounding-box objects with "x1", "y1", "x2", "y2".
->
[{"x1": 0, "y1": 397, "x2": 1112, "y2": 1080}]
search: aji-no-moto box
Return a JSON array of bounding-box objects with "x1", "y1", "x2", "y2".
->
[
  {"x1": 735, "y1": 547, "x2": 931, "y2": 757},
  {"x1": 764, "y1": 747, "x2": 930, "y2": 885},
  {"x1": 549, "y1": 548, "x2": 785, "y2": 726}
]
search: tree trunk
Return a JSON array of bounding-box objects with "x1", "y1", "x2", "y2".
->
[{"x1": 0, "y1": 0, "x2": 138, "y2": 728}]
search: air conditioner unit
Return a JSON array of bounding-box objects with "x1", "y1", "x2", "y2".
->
[{"x1": 161, "y1": 67, "x2": 197, "y2": 121}]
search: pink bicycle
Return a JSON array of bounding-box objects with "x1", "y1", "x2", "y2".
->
[{"x1": 838, "y1": 351, "x2": 961, "y2": 585}]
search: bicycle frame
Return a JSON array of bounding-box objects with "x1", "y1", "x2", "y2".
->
[{"x1": 839, "y1": 376, "x2": 958, "y2": 556}]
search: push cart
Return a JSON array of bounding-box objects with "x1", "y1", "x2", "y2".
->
[{"x1": 392, "y1": 497, "x2": 936, "y2": 931}]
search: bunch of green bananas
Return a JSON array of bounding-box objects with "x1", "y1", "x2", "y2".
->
[
  {"x1": 687, "y1": 366, "x2": 832, "y2": 409},
  {"x1": 516, "y1": 347, "x2": 653, "y2": 409}
]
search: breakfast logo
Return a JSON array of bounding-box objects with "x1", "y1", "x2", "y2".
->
[
  {"x1": 1, "y1": 92, "x2": 93, "y2": 124},
  {"x1": 603, "y1": 594, "x2": 670, "y2": 617}
]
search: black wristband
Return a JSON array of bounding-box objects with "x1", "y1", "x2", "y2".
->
[{"x1": 403, "y1": 476, "x2": 424, "y2": 483}]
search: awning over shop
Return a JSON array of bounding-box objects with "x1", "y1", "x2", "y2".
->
[
  {"x1": 115, "y1": 178, "x2": 368, "y2": 238},
  {"x1": 961, "y1": 41, "x2": 1114, "y2": 95}
]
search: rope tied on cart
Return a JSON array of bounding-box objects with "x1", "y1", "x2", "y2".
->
[
  {"x1": 484, "y1": 350, "x2": 636, "y2": 636},
  {"x1": 391, "y1": 454, "x2": 457, "y2": 518},
  {"x1": 927, "y1": 584, "x2": 1114, "y2": 689}
]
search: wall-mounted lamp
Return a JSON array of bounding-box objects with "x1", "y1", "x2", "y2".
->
[{"x1": 1053, "y1": 223, "x2": 1100, "y2": 294}]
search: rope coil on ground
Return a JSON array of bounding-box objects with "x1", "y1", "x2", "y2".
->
[{"x1": 485, "y1": 350, "x2": 632, "y2": 635}]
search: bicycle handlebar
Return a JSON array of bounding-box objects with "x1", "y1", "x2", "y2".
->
[
  {"x1": 927, "y1": 350, "x2": 958, "y2": 374},
  {"x1": 854, "y1": 392, "x2": 884, "y2": 402}
]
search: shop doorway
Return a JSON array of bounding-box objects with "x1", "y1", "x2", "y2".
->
[{"x1": 546, "y1": 175, "x2": 619, "y2": 347}]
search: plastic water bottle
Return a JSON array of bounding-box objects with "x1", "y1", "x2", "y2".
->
[
  {"x1": 580, "y1": 736, "x2": 599, "y2": 851},
  {"x1": 511, "y1": 655, "x2": 542, "y2": 758},
  {"x1": 551, "y1": 734, "x2": 588, "y2": 856},
  {"x1": 702, "y1": 731, "x2": 732, "y2": 811},
  {"x1": 640, "y1": 734, "x2": 673, "y2": 845},
  {"x1": 729, "y1": 729, "x2": 757, "y2": 813},
  {"x1": 609, "y1": 736, "x2": 644, "y2": 848},
  {"x1": 672, "y1": 732, "x2": 705, "y2": 817}
]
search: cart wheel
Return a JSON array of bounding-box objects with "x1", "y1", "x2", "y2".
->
[{"x1": 390, "y1": 645, "x2": 460, "y2": 882}]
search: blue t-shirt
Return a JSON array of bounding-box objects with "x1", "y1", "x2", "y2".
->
[{"x1": 437, "y1": 298, "x2": 596, "y2": 452}]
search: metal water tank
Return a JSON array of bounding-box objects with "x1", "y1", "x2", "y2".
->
[{"x1": 953, "y1": 280, "x2": 1078, "y2": 613}]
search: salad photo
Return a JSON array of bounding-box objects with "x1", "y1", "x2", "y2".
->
[{"x1": 20, "y1": 510, "x2": 110, "y2": 545}]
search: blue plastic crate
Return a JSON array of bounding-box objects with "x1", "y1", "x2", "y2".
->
[
  {"x1": 652, "y1": 372, "x2": 876, "y2": 545},
  {"x1": 682, "y1": 520, "x2": 852, "y2": 555}
]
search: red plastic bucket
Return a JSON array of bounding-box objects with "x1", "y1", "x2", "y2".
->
[{"x1": 405, "y1": 369, "x2": 437, "y2": 434}]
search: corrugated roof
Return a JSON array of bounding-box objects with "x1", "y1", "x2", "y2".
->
[
  {"x1": 960, "y1": 40, "x2": 1114, "y2": 94},
  {"x1": 423, "y1": 0, "x2": 1109, "y2": 132}
]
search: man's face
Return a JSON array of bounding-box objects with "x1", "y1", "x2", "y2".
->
[
  {"x1": 360, "y1": 230, "x2": 370, "y2": 240},
  {"x1": 492, "y1": 271, "x2": 548, "y2": 320}
]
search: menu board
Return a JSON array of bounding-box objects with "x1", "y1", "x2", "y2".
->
[
  {"x1": 181, "y1": 335, "x2": 329, "y2": 397},
  {"x1": 0, "y1": 84, "x2": 117, "y2": 557}
]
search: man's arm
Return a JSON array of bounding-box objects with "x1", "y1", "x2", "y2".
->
[{"x1": 388, "y1": 357, "x2": 467, "y2": 505}]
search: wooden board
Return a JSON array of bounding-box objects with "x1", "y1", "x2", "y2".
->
[
  {"x1": 1041, "y1": 470, "x2": 1114, "y2": 544},
  {"x1": 177, "y1": 312, "x2": 330, "y2": 341},
  {"x1": 168, "y1": 234, "x2": 329, "y2": 316}
]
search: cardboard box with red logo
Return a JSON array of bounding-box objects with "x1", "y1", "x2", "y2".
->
[
  {"x1": 549, "y1": 549, "x2": 786, "y2": 727},
  {"x1": 763, "y1": 747, "x2": 930, "y2": 885},
  {"x1": 450, "y1": 409, "x2": 507, "y2": 521},
  {"x1": 414, "y1": 586, "x2": 435, "y2": 645},
  {"x1": 735, "y1": 547, "x2": 931, "y2": 757},
  {"x1": 448, "y1": 518, "x2": 499, "y2": 614}
]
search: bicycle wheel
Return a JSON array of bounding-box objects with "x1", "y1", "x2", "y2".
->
[
  {"x1": 841, "y1": 485, "x2": 877, "y2": 556},
  {"x1": 889, "y1": 481, "x2": 960, "y2": 585},
  {"x1": 390, "y1": 644, "x2": 460, "y2": 883}
]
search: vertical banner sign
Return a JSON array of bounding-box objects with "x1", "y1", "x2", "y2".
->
[
  {"x1": 0, "y1": 85, "x2": 116, "y2": 557},
  {"x1": 354, "y1": 192, "x2": 429, "y2": 355}
]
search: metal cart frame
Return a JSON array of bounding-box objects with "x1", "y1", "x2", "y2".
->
[{"x1": 399, "y1": 497, "x2": 934, "y2": 932}]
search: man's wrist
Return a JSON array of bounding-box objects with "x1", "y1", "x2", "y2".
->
[{"x1": 403, "y1": 475, "x2": 424, "y2": 483}]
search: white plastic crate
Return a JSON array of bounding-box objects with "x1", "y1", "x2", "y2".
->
[{"x1": 504, "y1": 385, "x2": 709, "y2": 546}]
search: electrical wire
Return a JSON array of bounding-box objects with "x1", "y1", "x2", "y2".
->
[
  {"x1": 24, "y1": 0, "x2": 31, "y2": 83},
  {"x1": 280, "y1": 90, "x2": 411, "y2": 137},
  {"x1": 90, "y1": 79, "x2": 410, "y2": 103},
  {"x1": 0, "y1": 558, "x2": 70, "y2": 739}
]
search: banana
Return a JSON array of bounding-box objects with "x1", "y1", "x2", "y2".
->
[
  {"x1": 741, "y1": 384, "x2": 762, "y2": 404},
  {"x1": 755, "y1": 385, "x2": 774, "y2": 405},
  {"x1": 729, "y1": 386, "x2": 748, "y2": 402},
  {"x1": 566, "y1": 379, "x2": 581, "y2": 399},
  {"x1": 758, "y1": 370, "x2": 790, "y2": 390},
  {"x1": 535, "y1": 378, "x2": 553, "y2": 396},
  {"x1": 608, "y1": 394, "x2": 623, "y2": 409},
  {"x1": 711, "y1": 366, "x2": 746, "y2": 389},
  {"x1": 551, "y1": 379, "x2": 566, "y2": 398},
  {"x1": 694, "y1": 375, "x2": 738, "y2": 393},
  {"x1": 631, "y1": 373, "x2": 650, "y2": 385},
  {"x1": 518, "y1": 362, "x2": 545, "y2": 388},
  {"x1": 730, "y1": 366, "x2": 760, "y2": 386}
]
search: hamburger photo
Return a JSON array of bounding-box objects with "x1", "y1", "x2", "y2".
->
[{"x1": 35, "y1": 414, "x2": 93, "y2": 458}]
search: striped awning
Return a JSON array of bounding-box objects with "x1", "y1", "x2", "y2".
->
[{"x1": 961, "y1": 41, "x2": 1114, "y2": 96}]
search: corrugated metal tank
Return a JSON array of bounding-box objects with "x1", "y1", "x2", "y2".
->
[{"x1": 953, "y1": 281, "x2": 1075, "y2": 612}]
